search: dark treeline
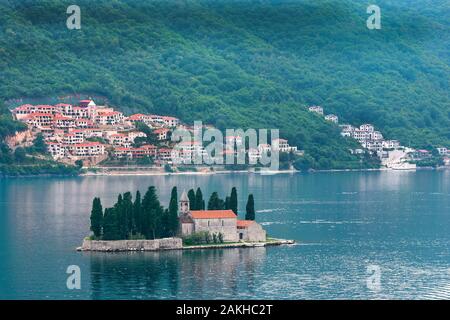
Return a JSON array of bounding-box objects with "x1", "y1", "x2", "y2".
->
[
  {"x1": 90, "y1": 186, "x2": 179, "y2": 240},
  {"x1": 89, "y1": 186, "x2": 256, "y2": 240}
]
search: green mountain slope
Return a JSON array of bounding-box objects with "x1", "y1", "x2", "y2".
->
[{"x1": 0, "y1": 0, "x2": 448, "y2": 169}]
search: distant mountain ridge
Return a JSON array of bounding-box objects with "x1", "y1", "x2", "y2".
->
[{"x1": 0, "y1": 0, "x2": 448, "y2": 169}]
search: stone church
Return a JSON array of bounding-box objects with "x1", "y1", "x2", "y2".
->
[{"x1": 178, "y1": 191, "x2": 266, "y2": 242}]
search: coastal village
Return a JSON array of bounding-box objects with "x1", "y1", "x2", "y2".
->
[
  {"x1": 9, "y1": 99, "x2": 300, "y2": 168},
  {"x1": 6, "y1": 99, "x2": 450, "y2": 171},
  {"x1": 308, "y1": 105, "x2": 450, "y2": 169}
]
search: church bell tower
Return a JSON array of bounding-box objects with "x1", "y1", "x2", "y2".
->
[{"x1": 179, "y1": 190, "x2": 190, "y2": 215}]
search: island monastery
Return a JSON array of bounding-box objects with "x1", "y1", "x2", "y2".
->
[{"x1": 178, "y1": 191, "x2": 266, "y2": 242}]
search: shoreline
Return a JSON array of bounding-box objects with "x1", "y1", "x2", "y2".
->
[
  {"x1": 77, "y1": 237, "x2": 295, "y2": 252},
  {"x1": 2, "y1": 165, "x2": 448, "y2": 179},
  {"x1": 79, "y1": 166, "x2": 449, "y2": 177}
]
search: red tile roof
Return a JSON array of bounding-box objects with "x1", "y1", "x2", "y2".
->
[
  {"x1": 128, "y1": 114, "x2": 146, "y2": 120},
  {"x1": 190, "y1": 210, "x2": 237, "y2": 219},
  {"x1": 237, "y1": 220, "x2": 255, "y2": 228},
  {"x1": 154, "y1": 128, "x2": 170, "y2": 134}
]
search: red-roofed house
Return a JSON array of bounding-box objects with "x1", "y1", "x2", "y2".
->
[
  {"x1": 154, "y1": 128, "x2": 170, "y2": 140},
  {"x1": 24, "y1": 113, "x2": 54, "y2": 127},
  {"x1": 237, "y1": 220, "x2": 266, "y2": 242},
  {"x1": 67, "y1": 142, "x2": 105, "y2": 157},
  {"x1": 79, "y1": 100, "x2": 96, "y2": 108},
  {"x1": 161, "y1": 116, "x2": 180, "y2": 127},
  {"x1": 96, "y1": 111, "x2": 124, "y2": 126},
  {"x1": 113, "y1": 144, "x2": 157, "y2": 159}
]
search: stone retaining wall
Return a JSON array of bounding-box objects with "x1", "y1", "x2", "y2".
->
[{"x1": 79, "y1": 237, "x2": 182, "y2": 251}]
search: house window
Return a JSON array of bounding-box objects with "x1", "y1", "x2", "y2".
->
[
  {"x1": 221, "y1": 220, "x2": 224, "y2": 226},
  {"x1": 208, "y1": 220, "x2": 210, "y2": 227}
]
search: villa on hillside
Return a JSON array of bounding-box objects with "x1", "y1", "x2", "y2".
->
[{"x1": 178, "y1": 191, "x2": 266, "y2": 242}]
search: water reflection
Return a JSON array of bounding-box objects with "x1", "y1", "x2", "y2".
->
[{"x1": 88, "y1": 248, "x2": 266, "y2": 299}]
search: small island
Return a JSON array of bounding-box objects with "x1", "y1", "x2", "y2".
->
[{"x1": 78, "y1": 186, "x2": 294, "y2": 252}]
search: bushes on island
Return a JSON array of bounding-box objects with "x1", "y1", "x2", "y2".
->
[{"x1": 182, "y1": 231, "x2": 224, "y2": 246}]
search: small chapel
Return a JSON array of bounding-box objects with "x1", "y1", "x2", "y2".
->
[{"x1": 178, "y1": 191, "x2": 266, "y2": 242}]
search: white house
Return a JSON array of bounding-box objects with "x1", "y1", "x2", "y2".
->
[
  {"x1": 325, "y1": 114, "x2": 339, "y2": 124},
  {"x1": 308, "y1": 105, "x2": 324, "y2": 115}
]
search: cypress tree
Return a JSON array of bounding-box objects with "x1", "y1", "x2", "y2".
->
[
  {"x1": 133, "y1": 190, "x2": 142, "y2": 235},
  {"x1": 142, "y1": 186, "x2": 164, "y2": 239},
  {"x1": 208, "y1": 192, "x2": 225, "y2": 210},
  {"x1": 103, "y1": 208, "x2": 120, "y2": 240},
  {"x1": 161, "y1": 208, "x2": 169, "y2": 237},
  {"x1": 195, "y1": 188, "x2": 204, "y2": 210},
  {"x1": 230, "y1": 187, "x2": 238, "y2": 215},
  {"x1": 187, "y1": 189, "x2": 196, "y2": 210},
  {"x1": 90, "y1": 197, "x2": 103, "y2": 238},
  {"x1": 168, "y1": 187, "x2": 179, "y2": 236},
  {"x1": 114, "y1": 194, "x2": 127, "y2": 239},
  {"x1": 225, "y1": 196, "x2": 230, "y2": 210},
  {"x1": 245, "y1": 194, "x2": 255, "y2": 221},
  {"x1": 122, "y1": 192, "x2": 133, "y2": 238}
]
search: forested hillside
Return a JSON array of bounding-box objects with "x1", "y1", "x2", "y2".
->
[{"x1": 0, "y1": 0, "x2": 448, "y2": 169}]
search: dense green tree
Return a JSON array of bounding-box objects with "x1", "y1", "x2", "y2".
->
[
  {"x1": 187, "y1": 189, "x2": 196, "y2": 210},
  {"x1": 141, "y1": 186, "x2": 164, "y2": 239},
  {"x1": 229, "y1": 187, "x2": 238, "y2": 215},
  {"x1": 195, "y1": 187, "x2": 205, "y2": 210},
  {"x1": 122, "y1": 192, "x2": 134, "y2": 238},
  {"x1": 13, "y1": 147, "x2": 26, "y2": 162},
  {"x1": 133, "y1": 190, "x2": 142, "y2": 235},
  {"x1": 32, "y1": 133, "x2": 47, "y2": 154},
  {"x1": 208, "y1": 192, "x2": 225, "y2": 210},
  {"x1": 134, "y1": 122, "x2": 159, "y2": 146},
  {"x1": 225, "y1": 196, "x2": 230, "y2": 210},
  {"x1": 102, "y1": 208, "x2": 120, "y2": 240},
  {"x1": 168, "y1": 187, "x2": 179, "y2": 236},
  {"x1": 245, "y1": 194, "x2": 255, "y2": 221},
  {"x1": 90, "y1": 197, "x2": 103, "y2": 238}
]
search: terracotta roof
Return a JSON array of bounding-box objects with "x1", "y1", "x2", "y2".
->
[
  {"x1": 190, "y1": 210, "x2": 237, "y2": 219},
  {"x1": 237, "y1": 220, "x2": 255, "y2": 228},
  {"x1": 154, "y1": 128, "x2": 170, "y2": 133},
  {"x1": 128, "y1": 114, "x2": 146, "y2": 120},
  {"x1": 35, "y1": 105, "x2": 54, "y2": 109},
  {"x1": 97, "y1": 111, "x2": 121, "y2": 116}
]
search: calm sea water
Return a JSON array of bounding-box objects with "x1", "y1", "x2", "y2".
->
[{"x1": 0, "y1": 170, "x2": 449, "y2": 300}]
